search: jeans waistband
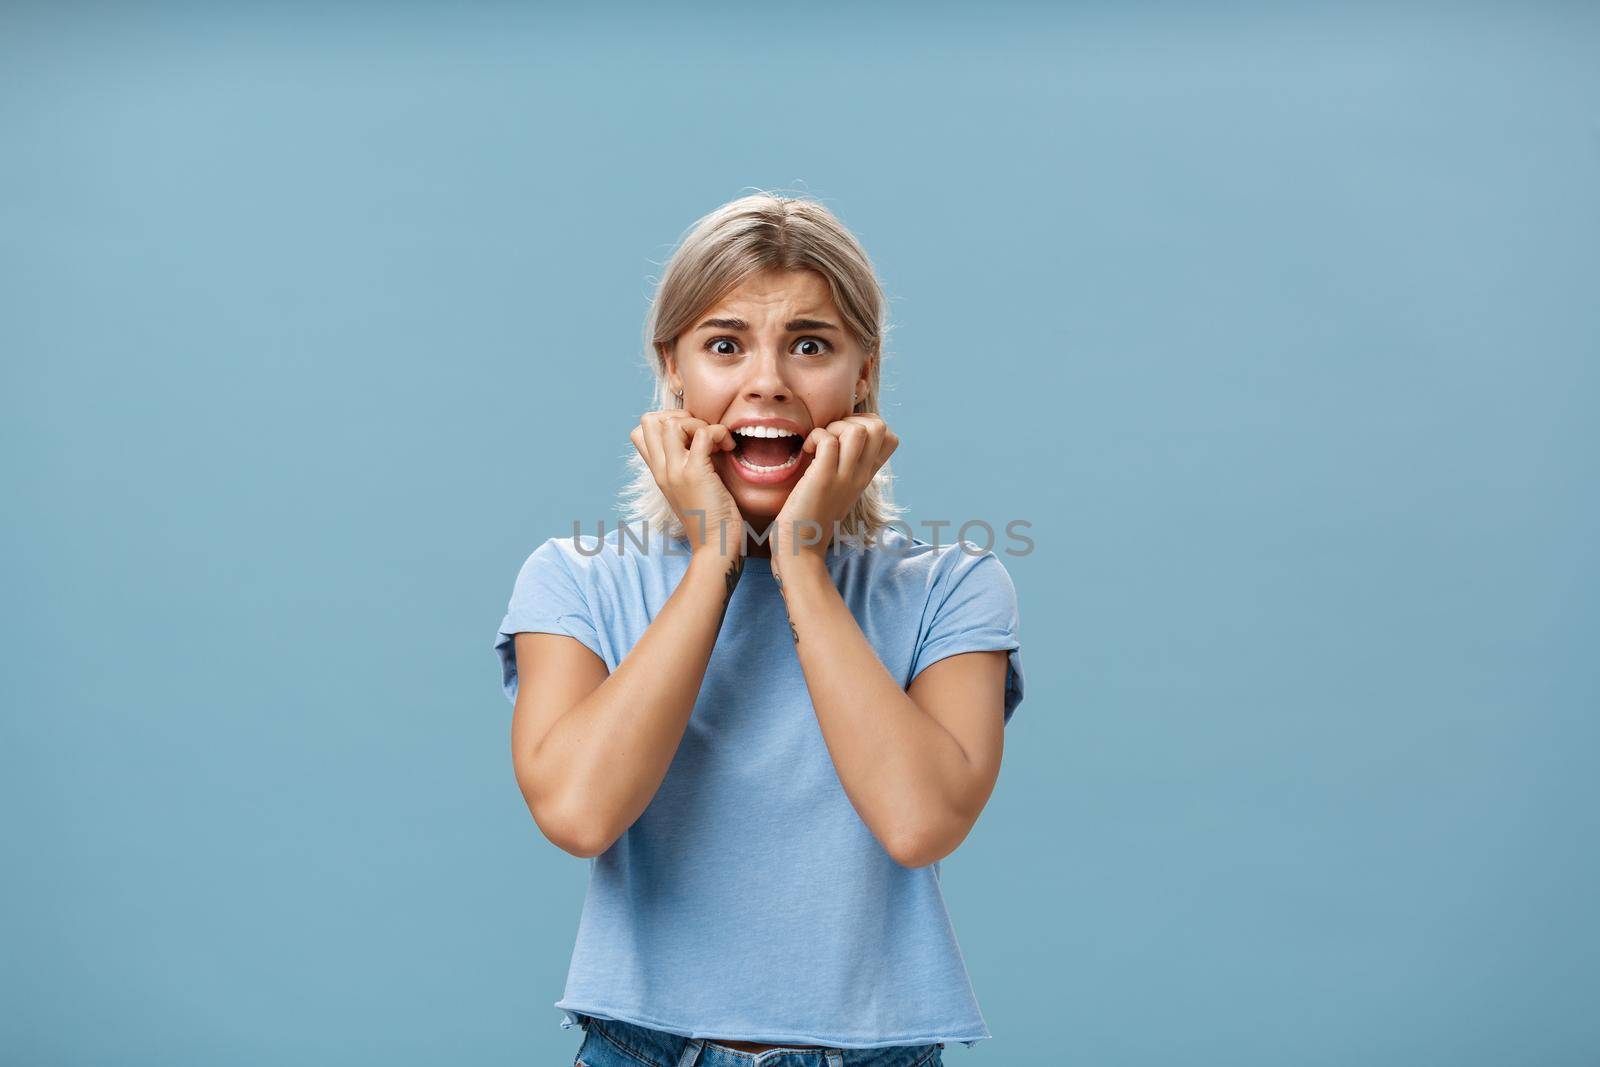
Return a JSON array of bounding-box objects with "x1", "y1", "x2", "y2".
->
[{"x1": 572, "y1": 1011, "x2": 944, "y2": 1067}]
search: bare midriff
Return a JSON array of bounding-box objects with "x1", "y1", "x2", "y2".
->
[{"x1": 708, "y1": 1039, "x2": 829, "y2": 1053}]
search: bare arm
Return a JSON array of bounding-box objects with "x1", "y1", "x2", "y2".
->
[
  {"x1": 510, "y1": 547, "x2": 743, "y2": 858},
  {"x1": 774, "y1": 552, "x2": 1009, "y2": 868}
]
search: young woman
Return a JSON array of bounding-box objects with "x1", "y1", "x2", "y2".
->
[{"x1": 494, "y1": 194, "x2": 1024, "y2": 1067}]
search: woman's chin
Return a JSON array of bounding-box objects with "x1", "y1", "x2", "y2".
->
[{"x1": 730, "y1": 490, "x2": 787, "y2": 521}]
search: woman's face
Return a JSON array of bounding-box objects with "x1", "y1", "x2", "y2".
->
[{"x1": 665, "y1": 267, "x2": 873, "y2": 522}]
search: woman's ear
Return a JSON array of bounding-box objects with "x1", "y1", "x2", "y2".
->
[
  {"x1": 661, "y1": 344, "x2": 683, "y2": 397},
  {"x1": 855, "y1": 353, "x2": 876, "y2": 404}
]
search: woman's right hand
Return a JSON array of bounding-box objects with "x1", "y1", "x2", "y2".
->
[{"x1": 629, "y1": 411, "x2": 745, "y2": 558}]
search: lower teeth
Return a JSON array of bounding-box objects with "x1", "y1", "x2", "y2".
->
[{"x1": 736, "y1": 451, "x2": 800, "y2": 473}]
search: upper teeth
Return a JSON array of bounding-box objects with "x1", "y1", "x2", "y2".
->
[{"x1": 735, "y1": 426, "x2": 797, "y2": 438}]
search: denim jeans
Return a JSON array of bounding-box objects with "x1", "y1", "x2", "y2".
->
[{"x1": 566, "y1": 1011, "x2": 945, "y2": 1067}]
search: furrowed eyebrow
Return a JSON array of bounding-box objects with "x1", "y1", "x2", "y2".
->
[{"x1": 694, "y1": 317, "x2": 842, "y2": 332}]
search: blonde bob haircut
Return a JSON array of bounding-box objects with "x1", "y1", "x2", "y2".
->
[{"x1": 619, "y1": 191, "x2": 906, "y2": 549}]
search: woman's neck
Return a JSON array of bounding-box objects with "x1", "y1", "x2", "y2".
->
[{"x1": 742, "y1": 515, "x2": 773, "y2": 558}]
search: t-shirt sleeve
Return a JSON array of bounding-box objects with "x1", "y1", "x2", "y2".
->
[
  {"x1": 493, "y1": 537, "x2": 605, "y2": 705},
  {"x1": 908, "y1": 547, "x2": 1025, "y2": 726}
]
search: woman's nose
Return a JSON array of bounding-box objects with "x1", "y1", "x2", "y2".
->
[{"x1": 740, "y1": 350, "x2": 792, "y2": 403}]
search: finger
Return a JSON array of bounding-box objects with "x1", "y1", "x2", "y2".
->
[
  {"x1": 661, "y1": 415, "x2": 708, "y2": 457},
  {"x1": 642, "y1": 410, "x2": 697, "y2": 473},
  {"x1": 850, "y1": 415, "x2": 892, "y2": 468},
  {"x1": 877, "y1": 427, "x2": 900, "y2": 465},
  {"x1": 688, "y1": 424, "x2": 717, "y2": 466},
  {"x1": 837, "y1": 415, "x2": 882, "y2": 444},
  {"x1": 647, "y1": 416, "x2": 673, "y2": 475},
  {"x1": 811, "y1": 428, "x2": 840, "y2": 478},
  {"x1": 857, "y1": 416, "x2": 886, "y2": 457},
  {"x1": 801, "y1": 427, "x2": 833, "y2": 456},
  {"x1": 630, "y1": 424, "x2": 657, "y2": 472},
  {"x1": 842, "y1": 414, "x2": 894, "y2": 468},
  {"x1": 827, "y1": 421, "x2": 869, "y2": 480}
]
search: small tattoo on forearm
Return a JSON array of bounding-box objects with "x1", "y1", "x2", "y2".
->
[
  {"x1": 716, "y1": 556, "x2": 743, "y2": 631},
  {"x1": 772, "y1": 568, "x2": 799, "y2": 645}
]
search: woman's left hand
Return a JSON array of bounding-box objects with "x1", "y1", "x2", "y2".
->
[{"x1": 771, "y1": 414, "x2": 899, "y2": 565}]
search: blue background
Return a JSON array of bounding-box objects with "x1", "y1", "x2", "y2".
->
[{"x1": 4, "y1": 3, "x2": 1596, "y2": 1064}]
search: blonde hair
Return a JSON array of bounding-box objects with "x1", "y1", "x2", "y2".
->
[{"x1": 619, "y1": 191, "x2": 906, "y2": 548}]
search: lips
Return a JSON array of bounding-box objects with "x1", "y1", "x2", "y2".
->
[{"x1": 723, "y1": 416, "x2": 809, "y2": 486}]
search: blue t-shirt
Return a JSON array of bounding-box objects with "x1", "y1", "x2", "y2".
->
[{"x1": 493, "y1": 523, "x2": 1024, "y2": 1049}]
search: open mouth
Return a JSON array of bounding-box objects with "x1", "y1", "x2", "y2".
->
[{"x1": 731, "y1": 426, "x2": 805, "y2": 474}]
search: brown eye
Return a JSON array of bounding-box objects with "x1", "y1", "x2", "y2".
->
[
  {"x1": 794, "y1": 337, "x2": 832, "y2": 357},
  {"x1": 706, "y1": 338, "x2": 738, "y2": 356}
]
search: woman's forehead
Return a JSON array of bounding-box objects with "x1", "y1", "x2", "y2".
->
[{"x1": 705, "y1": 268, "x2": 835, "y2": 316}]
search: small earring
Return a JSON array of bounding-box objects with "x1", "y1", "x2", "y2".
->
[{"x1": 852, "y1": 392, "x2": 859, "y2": 404}]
